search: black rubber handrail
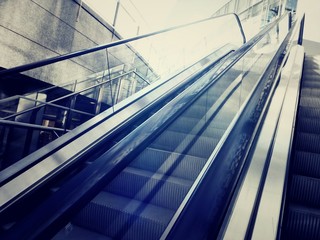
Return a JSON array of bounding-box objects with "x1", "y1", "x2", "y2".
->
[{"x1": 0, "y1": 13, "x2": 246, "y2": 77}]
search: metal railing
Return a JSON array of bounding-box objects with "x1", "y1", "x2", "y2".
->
[
  {"x1": 1, "y1": 70, "x2": 148, "y2": 121},
  {"x1": 0, "y1": 13, "x2": 245, "y2": 78}
]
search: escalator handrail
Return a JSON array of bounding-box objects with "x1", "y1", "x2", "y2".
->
[
  {"x1": 251, "y1": 44, "x2": 304, "y2": 240},
  {"x1": 0, "y1": 13, "x2": 245, "y2": 77}
]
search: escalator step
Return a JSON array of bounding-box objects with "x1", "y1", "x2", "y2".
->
[
  {"x1": 130, "y1": 148, "x2": 207, "y2": 181},
  {"x1": 293, "y1": 151, "x2": 320, "y2": 178},
  {"x1": 289, "y1": 175, "x2": 320, "y2": 208},
  {"x1": 298, "y1": 106, "x2": 320, "y2": 119},
  {"x1": 296, "y1": 117, "x2": 320, "y2": 134},
  {"x1": 303, "y1": 65, "x2": 320, "y2": 72},
  {"x1": 104, "y1": 167, "x2": 192, "y2": 210},
  {"x1": 299, "y1": 97, "x2": 320, "y2": 108},
  {"x1": 201, "y1": 125, "x2": 226, "y2": 139},
  {"x1": 304, "y1": 55, "x2": 320, "y2": 63},
  {"x1": 182, "y1": 104, "x2": 212, "y2": 119},
  {"x1": 150, "y1": 130, "x2": 219, "y2": 158},
  {"x1": 167, "y1": 116, "x2": 221, "y2": 134},
  {"x1": 239, "y1": 72, "x2": 260, "y2": 94},
  {"x1": 54, "y1": 224, "x2": 112, "y2": 240},
  {"x1": 193, "y1": 92, "x2": 220, "y2": 107},
  {"x1": 167, "y1": 116, "x2": 226, "y2": 138},
  {"x1": 282, "y1": 205, "x2": 320, "y2": 240},
  {"x1": 210, "y1": 109, "x2": 237, "y2": 125},
  {"x1": 295, "y1": 132, "x2": 320, "y2": 154},
  {"x1": 301, "y1": 88, "x2": 320, "y2": 98},
  {"x1": 303, "y1": 69, "x2": 320, "y2": 75},
  {"x1": 72, "y1": 192, "x2": 174, "y2": 240},
  {"x1": 302, "y1": 73, "x2": 320, "y2": 81},
  {"x1": 207, "y1": 79, "x2": 230, "y2": 93},
  {"x1": 301, "y1": 81, "x2": 320, "y2": 89}
]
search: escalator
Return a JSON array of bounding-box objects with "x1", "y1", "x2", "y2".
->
[
  {"x1": 46, "y1": 15, "x2": 290, "y2": 239},
  {"x1": 0, "y1": 13, "x2": 295, "y2": 240},
  {"x1": 281, "y1": 55, "x2": 320, "y2": 239},
  {"x1": 53, "y1": 57, "x2": 244, "y2": 239},
  {"x1": 0, "y1": 12, "x2": 244, "y2": 171}
]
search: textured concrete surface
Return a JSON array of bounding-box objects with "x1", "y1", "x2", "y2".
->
[{"x1": 0, "y1": 0, "x2": 150, "y2": 86}]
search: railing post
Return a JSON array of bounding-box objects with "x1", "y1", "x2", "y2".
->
[
  {"x1": 288, "y1": 11, "x2": 292, "y2": 30},
  {"x1": 94, "y1": 85, "x2": 104, "y2": 115},
  {"x1": 298, "y1": 14, "x2": 305, "y2": 45}
]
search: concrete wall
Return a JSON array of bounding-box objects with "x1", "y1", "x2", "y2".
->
[
  {"x1": 296, "y1": 0, "x2": 320, "y2": 43},
  {"x1": 295, "y1": 0, "x2": 320, "y2": 55},
  {"x1": 0, "y1": 0, "x2": 144, "y2": 86}
]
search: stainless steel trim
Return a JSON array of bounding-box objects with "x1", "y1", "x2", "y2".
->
[
  {"x1": 221, "y1": 46, "x2": 295, "y2": 240},
  {"x1": 251, "y1": 45, "x2": 304, "y2": 240},
  {"x1": 0, "y1": 120, "x2": 66, "y2": 132},
  {"x1": 220, "y1": 15, "x2": 305, "y2": 239}
]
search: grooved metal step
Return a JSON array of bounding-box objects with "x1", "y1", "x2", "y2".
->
[
  {"x1": 302, "y1": 72, "x2": 320, "y2": 80},
  {"x1": 104, "y1": 167, "x2": 192, "y2": 210},
  {"x1": 293, "y1": 151, "x2": 320, "y2": 178},
  {"x1": 129, "y1": 148, "x2": 207, "y2": 181},
  {"x1": 303, "y1": 69, "x2": 320, "y2": 75},
  {"x1": 168, "y1": 115, "x2": 230, "y2": 133},
  {"x1": 300, "y1": 88, "x2": 320, "y2": 98},
  {"x1": 193, "y1": 92, "x2": 220, "y2": 107},
  {"x1": 294, "y1": 132, "x2": 320, "y2": 154},
  {"x1": 296, "y1": 117, "x2": 320, "y2": 134},
  {"x1": 301, "y1": 81, "x2": 320, "y2": 88},
  {"x1": 282, "y1": 205, "x2": 320, "y2": 240},
  {"x1": 150, "y1": 130, "x2": 220, "y2": 158},
  {"x1": 182, "y1": 104, "x2": 213, "y2": 119},
  {"x1": 167, "y1": 116, "x2": 226, "y2": 138},
  {"x1": 298, "y1": 106, "x2": 320, "y2": 119},
  {"x1": 289, "y1": 174, "x2": 320, "y2": 208},
  {"x1": 54, "y1": 224, "x2": 112, "y2": 240},
  {"x1": 239, "y1": 72, "x2": 260, "y2": 94},
  {"x1": 72, "y1": 192, "x2": 174, "y2": 240},
  {"x1": 299, "y1": 96, "x2": 320, "y2": 108}
]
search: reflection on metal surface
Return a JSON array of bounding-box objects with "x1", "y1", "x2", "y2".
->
[
  {"x1": 251, "y1": 45, "x2": 304, "y2": 240},
  {"x1": 221, "y1": 45, "x2": 304, "y2": 240}
]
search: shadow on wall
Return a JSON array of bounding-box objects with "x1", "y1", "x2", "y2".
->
[{"x1": 303, "y1": 39, "x2": 320, "y2": 56}]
